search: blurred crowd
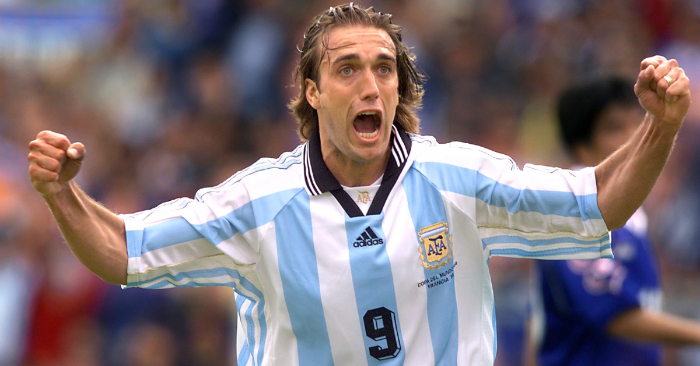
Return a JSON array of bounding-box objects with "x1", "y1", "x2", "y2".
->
[{"x1": 1, "y1": 0, "x2": 700, "y2": 365}]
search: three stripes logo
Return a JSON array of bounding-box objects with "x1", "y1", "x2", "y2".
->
[{"x1": 353, "y1": 227, "x2": 384, "y2": 248}]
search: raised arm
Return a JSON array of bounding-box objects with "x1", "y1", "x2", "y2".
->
[
  {"x1": 28, "y1": 130, "x2": 127, "y2": 285},
  {"x1": 595, "y1": 56, "x2": 691, "y2": 230}
]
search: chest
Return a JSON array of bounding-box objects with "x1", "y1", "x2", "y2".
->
[{"x1": 260, "y1": 187, "x2": 485, "y2": 304}]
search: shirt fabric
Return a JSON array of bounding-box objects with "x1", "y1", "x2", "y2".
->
[
  {"x1": 532, "y1": 209, "x2": 662, "y2": 366},
  {"x1": 342, "y1": 176, "x2": 382, "y2": 215},
  {"x1": 121, "y1": 124, "x2": 611, "y2": 366}
]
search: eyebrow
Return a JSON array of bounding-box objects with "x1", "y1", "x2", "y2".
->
[{"x1": 330, "y1": 52, "x2": 397, "y2": 67}]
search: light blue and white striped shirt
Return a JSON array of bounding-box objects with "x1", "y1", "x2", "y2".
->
[{"x1": 121, "y1": 124, "x2": 610, "y2": 366}]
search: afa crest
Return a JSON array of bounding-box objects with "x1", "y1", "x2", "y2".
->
[
  {"x1": 417, "y1": 222, "x2": 453, "y2": 269},
  {"x1": 357, "y1": 191, "x2": 371, "y2": 204}
]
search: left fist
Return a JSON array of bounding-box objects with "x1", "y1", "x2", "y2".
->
[{"x1": 634, "y1": 55, "x2": 691, "y2": 127}]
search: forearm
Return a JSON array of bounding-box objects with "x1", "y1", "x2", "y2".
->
[
  {"x1": 594, "y1": 112, "x2": 679, "y2": 229},
  {"x1": 45, "y1": 180, "x2": 128, "y2": 285},
  {"x1": 608, "y1": 308, "x2": 700, "y2": 346}
]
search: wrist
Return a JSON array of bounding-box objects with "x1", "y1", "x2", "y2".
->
[
  {"x1": 44, "y1": 180, "x2": 79, "y2": 207},
  {"x1": 643, "y1": 112, "x2": 682, "y2": 142}
]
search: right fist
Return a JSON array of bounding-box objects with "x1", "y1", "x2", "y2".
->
[{"x1": 28, "y1": 130, "x2": 86, "y2": 197}]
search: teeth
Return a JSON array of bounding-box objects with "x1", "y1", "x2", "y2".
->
[
  {"x1": 359, "y1": 130, "x2": 379, "y2": 138},
  {"x1": 356, "y1": 111, "x2": 380, "y2": 139}
]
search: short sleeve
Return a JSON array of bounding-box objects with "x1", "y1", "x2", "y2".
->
[
  {"x1": 477, "y1": 163, "x2": 611, "y2": 260},
  {"x1": 120, "y1": 192, "x2": 260, "y2": 289}
]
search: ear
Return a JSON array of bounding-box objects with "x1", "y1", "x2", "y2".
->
[{"x1": 305, "y1": 78, "x2": 320, "y2": 110}]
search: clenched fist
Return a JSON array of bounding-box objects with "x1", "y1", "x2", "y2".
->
[
  {"x1": 28, "y1": 130, "x2": 86, "y2": 198},
  {"x1": 635, "y1": 56, "x2": 691, "y2": 129}
]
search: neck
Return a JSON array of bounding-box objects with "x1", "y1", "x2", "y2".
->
[{"x1": 323, "y1": 149, "x2": 390, "y2": 187}]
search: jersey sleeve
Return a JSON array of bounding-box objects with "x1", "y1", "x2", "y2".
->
[
  {"x1": 476, "y1": 161, "x2": 611, "y2": 260},
  {"x1": 120, "y1": 185, "x2": 264, "y2": 290},
  {"x1": 411, "y1": 140, "x2": 611, "y2": 260}
]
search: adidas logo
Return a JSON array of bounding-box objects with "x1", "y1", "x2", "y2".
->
[{"x1": 353, "y1": 227, "x2": 384, "y2": 248}]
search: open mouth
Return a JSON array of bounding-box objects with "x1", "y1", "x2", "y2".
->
[{"x1": 353, "y1": 111, "x2": 381, "y2": 139}]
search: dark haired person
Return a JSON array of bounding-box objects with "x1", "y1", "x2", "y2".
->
[
  {"x1": 27, "y1": 4, "x2": 691, "y2": 365},
  {"x1": 529, "y1": 77, "x2": 700, "y2": 366}
]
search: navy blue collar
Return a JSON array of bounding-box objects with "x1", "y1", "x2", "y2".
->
[{"x1": 303, "y1": 123, "x2": 412, "y2": 217}]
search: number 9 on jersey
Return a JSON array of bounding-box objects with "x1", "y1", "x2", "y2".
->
[{"x1": 363, "y1": 307, "x2": 402, "y2": 360}]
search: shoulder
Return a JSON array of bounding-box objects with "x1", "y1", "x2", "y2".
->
[
  {"x1": 194, "y1": 144, "x2": 306, "y2": 203},
  {"x1": 409, "y1": 133, "x2": 518, "y2": 171}
]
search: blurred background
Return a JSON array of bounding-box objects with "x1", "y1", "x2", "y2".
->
[{"x1": 1, "y1": 0, "x2": 700, "y2": 365}]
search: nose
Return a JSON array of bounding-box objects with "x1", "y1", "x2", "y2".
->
[{"x1": 359, "y1": 68, "x2": 380, "y2": 100}]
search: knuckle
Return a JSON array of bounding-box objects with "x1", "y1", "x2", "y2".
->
[
  {"x1": 37, "y1": 130, "x2": 55, "y2": 139},
  {"x1": 46, "y1": 159, "x2": 61, "y2": 171},
  {"x1": 27, "y1": 165, "x2": 42, "y2": 178},
  {"x1": 37, "y1": 130, "x2": 68, "y2": 145}
]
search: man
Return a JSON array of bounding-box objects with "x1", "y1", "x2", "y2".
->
[
  {"x1": 27, "y1": 4, "x2": 690, "y2": 366},
  {"x1": 529, "y1": 77, "x2": 700, "y2": 366}
]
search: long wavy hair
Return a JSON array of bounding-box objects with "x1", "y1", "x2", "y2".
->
[{"x1": 288, "y1": 3, "x2": 426, "y2": 142}]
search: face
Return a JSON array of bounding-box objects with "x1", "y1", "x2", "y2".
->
[
  {"x1": 305, "y1": 26, "x2": 399, "y2": 180},
  {"x1": 577, "y1": 105, "x2": 643, "y2": 166}
]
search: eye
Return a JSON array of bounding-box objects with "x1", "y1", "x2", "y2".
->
[
  {"x1": 340, "y1": 67, "x2": 353, "y2": 76},
  {"x1": 378, "y1": 65, "x2": 391, "y2": 74}
]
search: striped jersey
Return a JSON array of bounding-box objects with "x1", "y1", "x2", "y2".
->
[{"x1": 121, "y1": 123, "x2": 611, "y2": 366}]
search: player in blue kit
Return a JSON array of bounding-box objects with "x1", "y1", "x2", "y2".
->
[
  {"x1": 529, "y1": 77, "x2": 700, "y2": 366},
  {"x1": 27, "y1": 4, "x2": 692, "y2": 366}
]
